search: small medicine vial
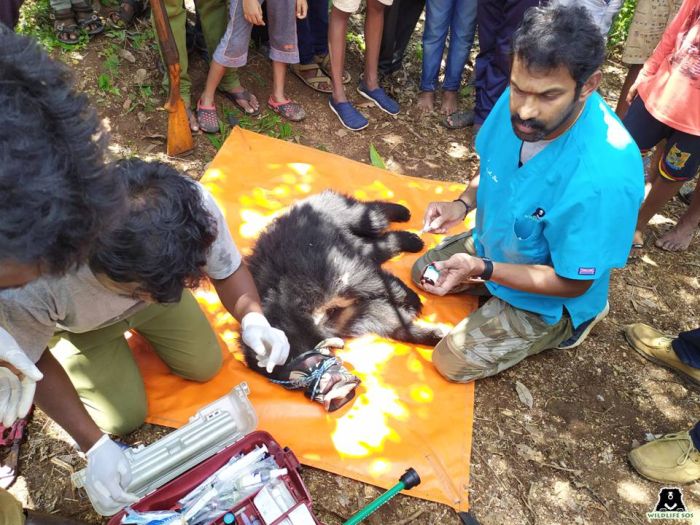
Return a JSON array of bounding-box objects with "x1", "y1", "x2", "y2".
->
[{"x1": 421, "y1": 264, "x2": 440, "y2": 285}]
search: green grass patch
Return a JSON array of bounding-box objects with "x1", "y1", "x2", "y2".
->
[
  {"x1": 346, "y1": 31, "x2": 366, "y2": 53},
  {"x1": 369, "y1": 144, "x2": 386, "y2": 169},
  {"x1": 206, "y1": 107, "x2": 295, "y2": 151},
  {"x1": 608, "y1": 0, "x2": 637, "y2": 48},
  {"x1": 97, "y1": 45, "x2": 121, "y2": 96}
]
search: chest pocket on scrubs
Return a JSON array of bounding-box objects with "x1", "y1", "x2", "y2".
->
[{"x1": 510, "y1": 215, "x2": 547, "y2": 263}]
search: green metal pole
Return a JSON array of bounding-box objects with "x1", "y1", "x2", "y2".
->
[{"x1": 342, "y1": 468, "x2": 421, "y2": 525}]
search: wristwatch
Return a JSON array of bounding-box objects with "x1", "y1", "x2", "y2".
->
[{"x1": 479, "y1": 257, "x2": 494, "y2": 281}]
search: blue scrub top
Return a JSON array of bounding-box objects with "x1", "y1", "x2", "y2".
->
[{"x1": 474, "y1": 89, "x2": 644, "y2": 328}]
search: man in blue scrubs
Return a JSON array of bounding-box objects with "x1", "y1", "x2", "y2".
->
[{"x1": 412, "y1": 3, "x2": 644, "y2": 383}]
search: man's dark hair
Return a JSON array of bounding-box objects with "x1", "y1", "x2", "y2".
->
[
  {"x1": 90, "y1": 159, "x2": 218, "y2": 303},
  {"x1": 0, "y1": 27, "x2": 124, "y2": 274},
  {"x1": 512, "y1": 4, "x2": 606, "y2": 87}
]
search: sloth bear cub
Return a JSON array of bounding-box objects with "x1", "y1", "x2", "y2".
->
[{"x1": 242, "y1": 191, "x2": 445, "y2": 411}]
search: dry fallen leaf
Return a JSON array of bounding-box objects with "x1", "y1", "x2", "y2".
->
[
  {"x1": 515, "y1": 443, "x2": 544, "y2": 462},
  {"x1": 515, "y1": 380, "x2": 534, "y2": 409}
]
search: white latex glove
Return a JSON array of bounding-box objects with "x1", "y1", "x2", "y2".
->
[
  {"x1": 241, "y1": 312, "x2": 290, "y2": 373},
  {"x1": 85, "y1": 434, "x2": 138, "y2": 515},
  {"x1": 0, "y1": 329, "x2": 43, "y2": 426}
]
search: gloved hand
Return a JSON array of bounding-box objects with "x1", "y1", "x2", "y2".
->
[
  {"x1": 0, "y1": 329, "x2": 43, "y2": 426},
  {"x1": 85, "y1": 434, "x2": 138, "y2": 515},
  {"x1": 241, "y1": 312, "x2": 290, "y2": 373}
]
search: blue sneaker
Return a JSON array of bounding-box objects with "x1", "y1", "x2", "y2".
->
[
  {"x1": 328, "y1": 98, "x2": 369, "y2": 131},
  {"x1": 557, "y1": 301, "x2": 610, "y2": 350},
  {"x1": 357, "y1": 82, "x2": 400, "y2": 115}
]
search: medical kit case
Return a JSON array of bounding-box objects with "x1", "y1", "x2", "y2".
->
[{"x1": 71, "y1": 383, "x2": 323, "y2": 525}]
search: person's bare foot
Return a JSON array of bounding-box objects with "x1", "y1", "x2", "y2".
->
[
  {"x1": 186, "y1": 108, "x2": 200, "y2": 133},
  {"x1": 301, "y1": 65, "x2": 331, "y2": 92},
  {"x1": 632, "y1": 229, "x2": 644, "y2": 247},
  {"x1": 441, "y1": 90, "x2": 458, "y2": 116},
  {"x1": 224, "y1": 86, "x2": 260, "y2": 114},
  {"x1": 655, "y1": 222, "x2": 696, "y2": 251},
  {"x1": 417, "y1": 91, "x2": 435, "y2": 113}
]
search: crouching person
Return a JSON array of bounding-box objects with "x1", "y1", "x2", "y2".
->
[
  {"x1": 0, "y1": 159, "x2": 289, "y2": 512},
  {"x1": 411, "y1": 3, "x2": 643, "y2": 383}
]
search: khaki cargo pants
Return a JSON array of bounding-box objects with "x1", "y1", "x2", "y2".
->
[
  {"x1": 50, "y1": 290, "x2": 222, "y2": 436},
  {"x1": 411, "y1": 231, "x2": 573, "y2": 383},
  {"x1": 0, "y1": 489, "x2": 23, "y2": 525}
]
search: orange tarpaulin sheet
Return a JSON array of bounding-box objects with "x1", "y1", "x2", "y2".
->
[{"x1": 132, "y1": 127, "x2": 476, "y2": 512}]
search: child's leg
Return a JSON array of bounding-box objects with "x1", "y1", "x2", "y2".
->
[
  {"x1": 266, "y1": 2, "x2": 305, "y2": 120},
  {"x1": 271, "y1": 61, "x2": 287, "y2": 103},
  {"x1": 362, "y1": 0, "x2": 388, "y2": 91},
  {"x1": 652, "y1": 134, "x2": 700, "y2": 251},
  {"x1": 267, "y1": 0, "x2": 300, "y2": 102},
  {"x1": 206, "y1": 0, "x2": 259, "y2": 113},
  {"x1": 622, "y1": 96, "x2": 673, "y2": 247},
  {"x1": 197, "y1": 0, "x2": 242, "y2": 94},
  {"x1": 329, "y1": 5, "x2": 352, "y2": 102},
  {"x1": 200, "y1": 61, "x2": 229, "y2": 107},
  {"x1": 269, "y1": 60, "x2": 305, "y2": 120},
  {"x1": 636, "y1": 132, "x2": 700, "y2": 246}
]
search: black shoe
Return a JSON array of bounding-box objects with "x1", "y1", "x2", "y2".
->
[{"x1": 557, "y1": 302, "x2": 609, "y2": 350}]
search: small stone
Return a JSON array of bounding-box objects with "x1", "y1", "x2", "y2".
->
[
  {"x1": 119, "y1": 49, "x2": 136, "y2": 63},
  {"x1": 134, "y1": 68, "x2": 148, "y2": 86},
  {"x1": 137, "y1": 111, "x2": 148, "y2": 124},
  {"x1": 122, "y1": 98, "x2": 132, "y2": 111},
  {"x1": 596, "y1": 394, "x2": 604, "y2": 402}
]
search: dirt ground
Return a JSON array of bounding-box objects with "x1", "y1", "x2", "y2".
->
[{"x1": 7, "y1": 3, "x2": 700, "y2": 524}]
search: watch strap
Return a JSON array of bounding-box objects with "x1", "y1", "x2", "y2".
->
[
  {"x1": 452, "y1": 198, "x2": 470, "y2": 218},
  {"x1": 479, "y1": 257, "x2": 494, "y2": 281}
]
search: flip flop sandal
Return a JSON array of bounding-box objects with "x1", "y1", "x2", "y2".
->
[
  {"x1": 271, "y1": 344, "x2": 360, "y2": 412},
  {"x1": 317, "y1": 54, "x2": 351, "y2": 85},
  {"x1": 267, "y1": 97, "x2": 306, "y2": 122},
  {"x1": 51, "y1": 9, "x2": 80, "y2": 45},
  {"x1": 106, "y1": 0, "x2": 145, "y2": 28},
  {"x1": 443, "y1": 110, "x2": 475, "y2": 129},
  {"x1": 196, "y1": 100, "x2": 220, "y2": 133},
  {"x1": 218, "y1": 89, "x2": 261, "y2": 117},
  {"x1": 628, "y1": 242, "x2": 644, "y2": 260},
  {"x1": 73, "y1": 2, "x2": 104, "y2": 36},
  {"x1": 290, "y1": 63, "x2": 332, "y2": 93}
]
